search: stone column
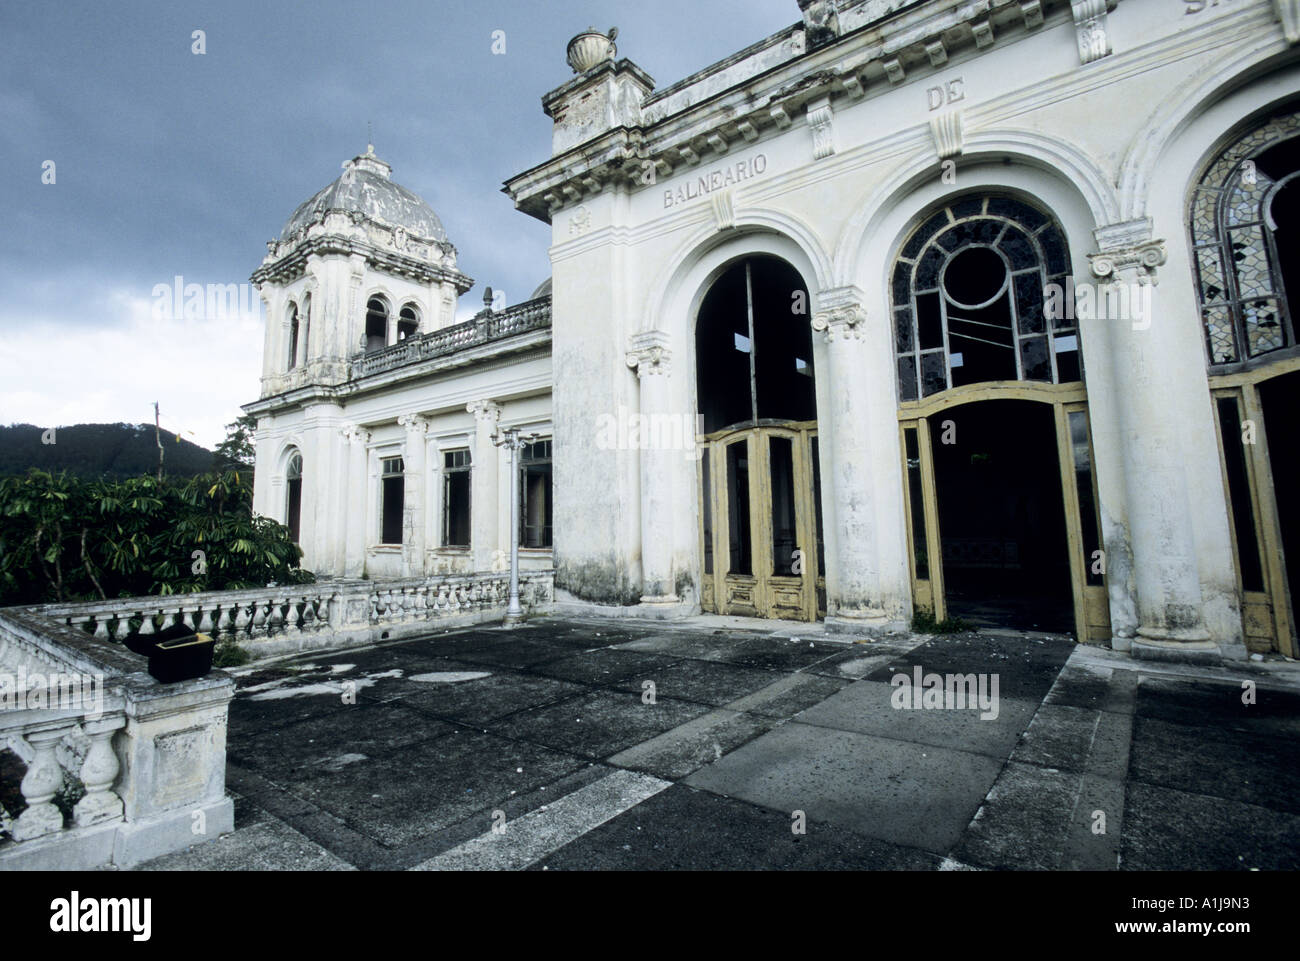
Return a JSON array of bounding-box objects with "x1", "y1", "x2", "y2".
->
[
  {"x1": 811, "y1": 288, "x2": 912, "y2": 631},
  {"x1": 467, "y1": 400, "x2": 502, "y2": 572},
  {"x1": 1087, "y1": 222, "x2": 1216, "y2": 661},
  {"x1": 398, "y1": 413, "x2": 428, "y2": 577},
  {"x1": 626, "y1": 331, "x2": 678, "y2": 604},
  {"x1": 341, "y1": 425, "x2": 370, "y2": 578}
]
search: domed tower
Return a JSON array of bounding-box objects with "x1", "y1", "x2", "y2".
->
[{"x1": 251, "y1": 146, "x2": 474, "y2": 397}]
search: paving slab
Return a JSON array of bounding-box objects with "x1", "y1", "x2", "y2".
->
[
  {"x1": 139, "y1": 817, "x2": 356, "y2": 871},
  {"x1": 228, "y1": 699, "x2": 454, "y2": 777},
  {"x1": 684, "y1": 721, "x2": 1003, "y2": 854},
  {"x1": 607, "y1": 708, "x2": 777, "y2": 780},
  {"x1": 864, "y1": 632, "x2": 1075, "y2": 702},
  {"x1": 527, "y1": 649, "x2": 684, "y2": 686},
  {"x1": 388, "y1": 671, "x2": 591, "y2": 726},
  {"x1": 612, "y1": 659, "x2": 782, "y2": 707},
  {"x1": 1121, "y1": 781, "x2": 1300, "y2": 871},
  {"x1": 270, "y1": 729, "x2": 588, "y2": 847},
  {"x1": 721, "y1": 672, "x2": 851, "y2": 719},
  {"x1": 1128, "y1": 713, "x2": 1300, "y2": 814},
  {"x1": 796, "y1": 678, "x2": 1039, "y2": 760},
  {"x1": 533, "y1": 782, "x2": 942, "y2": 870},
  {"x1": 491, "y1": 689, "x2": 713, "y2": 760}
]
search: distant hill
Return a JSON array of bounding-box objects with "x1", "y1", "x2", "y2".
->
[{"x1": 0, "y1": 423, "x2": 216, "y2": 479}]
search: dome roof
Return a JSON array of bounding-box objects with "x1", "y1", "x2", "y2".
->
[{"x1": 279, "y1": 147, "x2": 448, "y2": 243}]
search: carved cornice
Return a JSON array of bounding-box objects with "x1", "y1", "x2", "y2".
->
[{"x1": 626, "y1": 330, "x2": 672, "y2": 376}]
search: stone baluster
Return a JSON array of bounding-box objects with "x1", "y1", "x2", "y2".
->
[
  {"x1": 11, "y1": 721, "x2": 76, "y2": 841},
  {"x1": 74, "y1": 716, "x2": 127, "y2": 827}
]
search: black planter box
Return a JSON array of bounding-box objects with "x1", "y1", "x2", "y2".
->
[{"x1": 147, "y1": 632, "x2": 216, "y2": 684}]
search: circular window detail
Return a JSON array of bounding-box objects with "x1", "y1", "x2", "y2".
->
[
  {"x1": 890, "y1": 195, "x2": 1079, "y2": 401},
  {"x1": 941, "y1": 246, "x2": 1009, "y2": 310}
]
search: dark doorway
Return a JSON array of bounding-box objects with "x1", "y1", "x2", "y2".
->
[
  {"x1": 1260, "y1": 370, "x2": 1300, "y2": 630},
  {"x1": 930, "y1": 400, "x2": 1073, "y2": 632}
]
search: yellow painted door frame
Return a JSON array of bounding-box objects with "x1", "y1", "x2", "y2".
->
[
  {"x1": 896, "y1": 381, "x2": 1099, "y2": 640},
  {"x1": 1207, "y1": 354, "x2": 1300, "y2": 657},
  {"x1": 698, "y1": 422, "x2": 820, "y2": 621}
]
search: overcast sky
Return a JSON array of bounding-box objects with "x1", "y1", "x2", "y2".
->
[{"x1": 0, "y1": 0, "x2": 797, "y2": 449}]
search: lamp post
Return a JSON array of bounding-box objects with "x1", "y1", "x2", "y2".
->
[{"x1": 491, "y1": 425, "x2": 537, "y2": 627}]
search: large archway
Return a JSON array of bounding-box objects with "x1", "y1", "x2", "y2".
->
[
  {"x1": 695, "y1": 254, "x2": 825, "y2": 620},
  {"x1": 891, "y1": 193, "x2": 1108, "y2": 641}
]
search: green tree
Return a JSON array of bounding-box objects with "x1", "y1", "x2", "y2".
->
[
  {"x1": 0, "y1": 468, "x2": 312, "y2": 605},
  {"x1": 213, "y1": 413, "x2": 257, "y2": 477}
]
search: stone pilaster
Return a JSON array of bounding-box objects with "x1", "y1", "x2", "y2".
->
[
  {"x1": 467, "y1": 400, "x2": 502, "y2": 571},
  {"x1": 1086, "y1": 221, "x2": 1217, "y2": 661},
  {"x1": 626, "y1": 331, "x2": 678, "y2": 603},
  {"x1": 398, "y1": 413, "x2": 429, "y2": 577},
  {"x1": 341, "y1": 425, "x2": 370, "y2": 577}
]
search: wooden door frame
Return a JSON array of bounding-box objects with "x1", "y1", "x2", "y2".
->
[
  {"x1": 897, "y1": 381, "x2": 1097, "y2": 641},
  {"x1": 1207, "y1": 354, "x2": 1300, "y2": 657},
  {"x1": 698, "y1": 421, "x2": 820, "y2": 621}
]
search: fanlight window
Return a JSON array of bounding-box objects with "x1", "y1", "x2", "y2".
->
[
  {"x1": 890, "y1": 195, "x2": 1079, "y2": 401},
  {"x1": 1189, "y1": 110, "x2": 1300, "y2": 367}
]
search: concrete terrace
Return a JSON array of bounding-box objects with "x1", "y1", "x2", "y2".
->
[{"x1": 137, "y1": 617, "x2": 1300, "y2": 871}]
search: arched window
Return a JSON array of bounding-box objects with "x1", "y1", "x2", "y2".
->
[
  {"x1": 365, "y1": 297, "x2": 389, "y2": 353},
  {"x1": 285, "y1": 452, "x2": 303, "y2": 544},
  {"x1": 300, "y1": 293, "x2": 311, "y2": 366},
  {"x1": 1189, "y1": 109, "x2": 1300, "y2": 367},
  {"x1": 890, "y1": 195, "x2": 1079, "y2": 401},
  {"x1": 398, "y1": 303, "x2": 419, "y2": 341},
  {"x1": 695, "y1": 255, "x2": 816, "y2": 434},
  {"x1": 286, "y1": 303, "x2": 299, "y2": 371}
]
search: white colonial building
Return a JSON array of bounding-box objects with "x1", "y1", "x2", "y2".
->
[
  {"x1": 251, "y1": 0, "x2": 1300, "y2": 664},
  {"x1": 245, "y1": 147, "x2": 555, "y2": 583}
]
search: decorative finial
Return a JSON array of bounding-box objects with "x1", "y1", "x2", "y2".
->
[
  {"x1": 483, "y1": 286, "x2": 494, "y2": 311},
  {"x1": 566, "y1": 26, "x2": 618, "y2": 73}
]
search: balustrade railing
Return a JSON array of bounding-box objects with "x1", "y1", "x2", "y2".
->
[{"x1": 352, "y1": 295, "x2": 550, "y2": 379}]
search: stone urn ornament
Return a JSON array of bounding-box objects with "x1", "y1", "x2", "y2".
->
[{"x1": 567, "y1": 26, "x2": 618, "y2": 74}]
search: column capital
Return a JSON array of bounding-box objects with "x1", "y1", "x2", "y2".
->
[
  {"x1": 1089, "y1": 236, "x2": 1167, "y2": 286},
  {"x1": 626, "y1": 330, "x2": 672, "y2": 376},
  {"x1": 340, "y1": 424, "x2": 370, "y2": 445},
  {"x1": 397, "y1": 412, "x2": 429, "y2": 434},
  {"x1": 466, "y1": 399, "x2": 503, "y2": 423},
  {"x1": 811, "y1": 302, "x2": 866, "y2": 342}
]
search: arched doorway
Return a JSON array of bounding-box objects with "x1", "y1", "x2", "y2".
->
[
  {"x1": 892, "y1": 194, "x2": 1108, "y2": 640},
  {"x1": 696, "y1": 255, "x2": 825, "y2": 620},
  {"x1": 1193, "y1": 108, "x2": 1300, "y2": 655},
  {"x1": 285, "y1": 452, "x2": 303, "y2": 544}
]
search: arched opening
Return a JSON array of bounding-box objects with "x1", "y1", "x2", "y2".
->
[
  {"x1": 285, "y1": 452, "x2": 303, "y2": 544},
  {"x1": 286, "y1": 303, "x2": 299, "y2": 371},
  {"x1": 397, "y1": 303, "x2": 419, "y2": 341},
  {"x1": 892, "y1": 193, "x2": 1103, "y2": 640},
  {"x1": 695, "y1": 255, "x2": 816, "y2": 432},
  {"x1": 365, "y1": 297, "x2": 389, "y2": 353},
  {"x1": 1195, "y1": 108, "x2": 1300, "y2": 655},
  {"x1": 695, "y1": 255, "x2": 823, "y2": 621}
]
